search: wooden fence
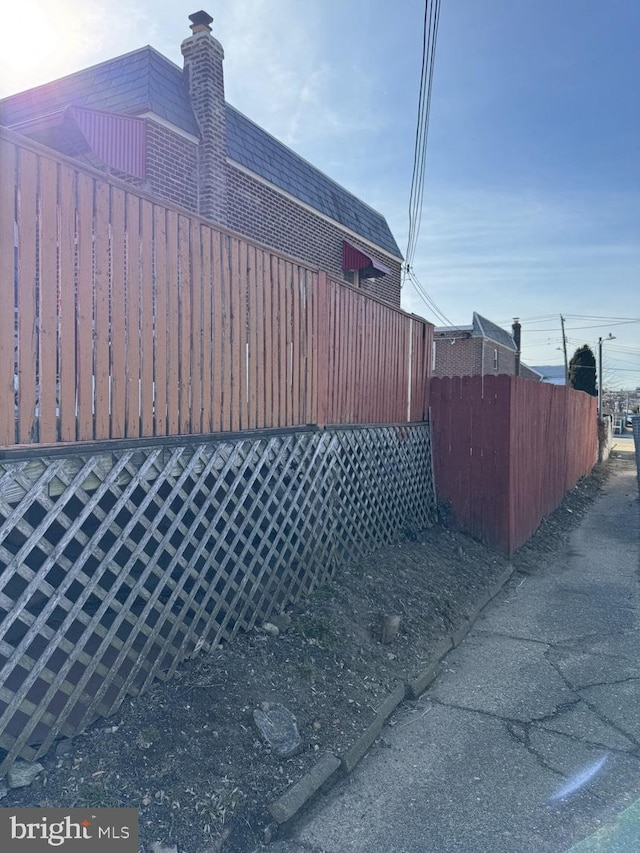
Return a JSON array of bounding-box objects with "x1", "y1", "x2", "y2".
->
[
  {"x1": 430, "y1": 375, "x2": 598, "y2": 554},
  {"x1": 0, "y1": 127, "x2": 431, "y2": 448}
]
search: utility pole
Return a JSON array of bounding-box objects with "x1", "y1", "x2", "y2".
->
[
  {"x1": 560, "y1": 315, "x2": 568, "y2": 385},
  {"x1": 598, "y1": 333, "x2": 616, "y2": 420},
  {"x1": 598, "y1": 337, "x2": 603, "y2": 419}
]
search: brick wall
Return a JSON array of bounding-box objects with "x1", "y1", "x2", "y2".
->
[
  {"x1": 433, "y1": 334, "x2": 476, "y2": 377},
  {"x1": 226, "y1": 165, "x2": 402, "y2": 306},
  {"x1": 433, "y1": 334, "x2": 518, "y2": 377},
  {"x1": 480, "y1": 341, "x2": 517, "y2": 376},
  {"x1": 146, "y1": 122, "x2": 199, "y2": 212},
  {"x1": 89, "y1": 134, "x2": 401, "y2": 306}
]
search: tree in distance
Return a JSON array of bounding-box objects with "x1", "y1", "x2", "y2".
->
[{"x1": 568, "y1": 345, "x2": 597, "y2": 396}]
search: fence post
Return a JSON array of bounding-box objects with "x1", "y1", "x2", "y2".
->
[
  {"x1": 496, "y1": 375, "x2": 513, "y2": 555},
  {"x1": 406, "y1": 318, "x2": 413, "y2": 422},
  {"x1": 316, "y1": 271, "x2": 329, "y2": 427},
  {"x1": 421, "y1": 322, "x2": 433, "y2": 419},
  {"x1": 0, "y1": 139, "x2": 15, "y2": 445}
]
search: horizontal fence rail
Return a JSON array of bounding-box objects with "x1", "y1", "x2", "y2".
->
[
  {"x1": 1, "y1": 127, "x2": 432, "y2": 448},
  {"x1": 430, "y1": 375, "x2": 598, "y2": 554}
]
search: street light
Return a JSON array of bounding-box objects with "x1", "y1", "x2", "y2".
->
[{"x1": 598, "y1": 334, "x2": 616, "y2": 419}]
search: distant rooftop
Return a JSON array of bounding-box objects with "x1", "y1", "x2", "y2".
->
[
  {"x1": 434, "y1": 313, "x2": 517, "y2": 350},
  {"x1": 531, "y1": 365, "x2": 566, "y2": 385},
  {"x1": 472, "y1": 313, "x2": 517, "y2": 351}
]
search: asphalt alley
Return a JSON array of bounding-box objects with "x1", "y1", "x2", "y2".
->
[{"x1": 287, "y1": 457, "x2": 640, "y2": 853}]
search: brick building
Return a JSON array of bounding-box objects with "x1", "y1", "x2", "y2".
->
[
  {"x1": 433, "y1": 313, "x2": 542, "y2": 380},
  {"x1": 0, "y1": 11, "x2": 402, "y2": 306}
]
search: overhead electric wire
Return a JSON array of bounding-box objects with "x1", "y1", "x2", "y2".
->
[
  {"x1": 401, "y1": 5, "x2": 638, "y2": 369},
  {"x1": 608, "y1": 344, "x2": 640, "y2": 353},
  {"x1": 564, "y1": 314, "x2": 640, "y2": 322},
  {"x1": 403, "y1": 1, "x2": 482, "y2": 338},
  {"x1": 565, "y1": 319, "x2": 640, "y2": 330},
  {"x1": 515, "y1": 319, "x2": 640, "y2": 332},
  {"x1": 407, "y1": 269, "x2": 454, "y2": 326},
  {"x1": 497, "y1": 315, "x2": 558, "y2": 325},
  {"x1": 406, "y1": 0, "x2": 441, "y2": 272},
  {"x1": 605, "y1": 355, "x2": 640, "y2": 368},
  {"x1": 405, "y1": 0, "x2": 441, "y2": 283},
  {"x1": 521, "y1": 341, "x2": 562, "y2": 349}
]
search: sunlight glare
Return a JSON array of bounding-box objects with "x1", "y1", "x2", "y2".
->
[{"x1": 0, "y1": 1, "x2": 101, "y2": 97}]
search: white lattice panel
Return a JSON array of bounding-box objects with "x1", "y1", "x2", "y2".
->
[{"x1": 0, "y1": 424, "x2": 436, "y2": 774}]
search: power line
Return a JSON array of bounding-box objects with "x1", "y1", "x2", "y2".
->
[
  {"x1": 406, "y1": 269, "x2": 455, "y2": 327},
  {"x1": 564, "y1": 314, "x2": 640, "y2": 321},
  {"x1": 405, "y1": 0, "x2": 441, "y2": 276},
  {"x1": 521, "y1": 341, "x2": 562, "y2": 349},
  {"x1": 606, "y1": 356, "x2": 640, "y2": 368},
  {"x1": 609, "y1": 344, "x2": 640, "y2": 354},
  {"x1": 518, "y1": 319, "x2": 640, "y2": 332},
  {"x1": 567, "y1": 319, "x2": 640, "y2": 330},
  {"x1": 497, "y1": 315, "x2": 558, "y2": 325}
]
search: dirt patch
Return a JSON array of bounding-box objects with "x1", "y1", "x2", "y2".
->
[{"x1": 1, "y1": 461, "x2": 614, "y2": 852}]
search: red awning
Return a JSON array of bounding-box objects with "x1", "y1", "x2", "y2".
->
[{"x1": 342, "y1": 241, "x2": 390, "y2": 279}]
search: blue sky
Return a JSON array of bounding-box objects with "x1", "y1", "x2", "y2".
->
[{"x1": 2, "y1": 0, "x2": 638, "y2": 389}]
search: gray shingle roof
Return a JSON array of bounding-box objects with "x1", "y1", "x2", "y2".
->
[
  {"x1": 473, "y1": 313, "x2": 517, "y2": 351},
  {"x1": 0, "y1": 48, "x2": 199, "y2": 135},
  {"x1": 225, "y1": 106, "x2": 401, "y2": 257},
  {"x1": 0, "y1": 47, "x2": 400, "y2": 258}
]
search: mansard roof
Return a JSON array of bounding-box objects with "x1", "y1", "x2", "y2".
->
[{"x1": 0, "y1": 47, "x2": 401, "y2": 258}]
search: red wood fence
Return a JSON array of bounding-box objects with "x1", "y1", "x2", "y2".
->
[
  {"x1": 0, "y1": 127, "x2": 432, "y2": 448},
  {"x1": 430, "y1": 375, "x2": 598, "y2": 555}
]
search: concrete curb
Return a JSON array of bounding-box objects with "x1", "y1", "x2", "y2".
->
[
  {"x1": 451, "y1": 617, "x2": 471, "y2": 648},
  {"x1": 487, "y1": 564, "x2": 515, "y2": 602},
  {"x1": 265, "y1": 563, "x2": 515, "y2": 838},
  {"x1": 408, "y1": 660, "x2": 438, "y2": 700},
  {"x1": 268, "y1": 752, "x2": 342, "y2": 825},
  {"x1": 341, "y1": 681, "x2": 407, "y2": 774}
]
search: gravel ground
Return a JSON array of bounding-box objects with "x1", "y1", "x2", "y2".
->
[{"x1": 1, "y1": 462, "x2": 611, "y2": 853}]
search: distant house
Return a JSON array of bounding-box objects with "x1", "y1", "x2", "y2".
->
[
  {"x1": 0, "y1": 11, "x2": 402, "y2": 306},
  {"x1": 433, "y1": 312, "x2": 542, "y2": 380},
  {"x1": 531, "y1": 365, "x2": 566, "y2": 386}
]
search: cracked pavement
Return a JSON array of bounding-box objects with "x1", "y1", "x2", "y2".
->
[{"x1": 284, "y1": 457, "x2": 640, "y2": 853}]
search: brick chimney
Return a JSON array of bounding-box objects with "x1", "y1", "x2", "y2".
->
[
  {"x1": 512, "y1": 318, "x2": 521, "y2": 377},
  {"x1": 181, "y1": 11, "x2": 227, "y2": 224}
]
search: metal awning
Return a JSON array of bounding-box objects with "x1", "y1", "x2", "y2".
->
[
  {"x1": 10, "y1": 107, "x2": 146, "y2": 179},
  {"x1": 342, "y1": 241, "x2": 390, "y2": 279}
]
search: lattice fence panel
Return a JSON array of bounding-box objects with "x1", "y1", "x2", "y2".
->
[
  {"x1": 0, "y1": 424, "x2": 436, "y2": 774},
  {"x1": 331, "y1": 426, "x2": 437, "y2": 562}
]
